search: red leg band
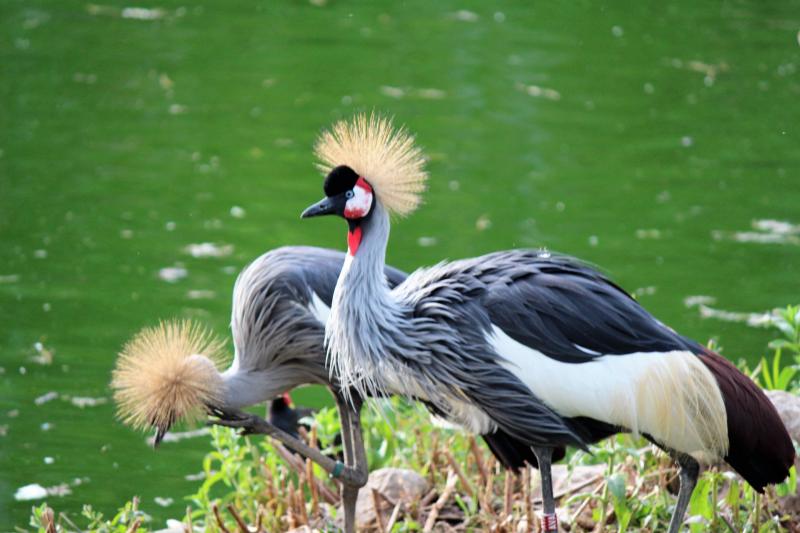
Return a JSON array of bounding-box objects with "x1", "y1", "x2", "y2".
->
[{"x1": 542, "y1": 512, "x2": 558, "y2": 532}]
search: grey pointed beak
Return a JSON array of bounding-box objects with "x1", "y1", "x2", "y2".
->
[{"x1": 301, "y1": 197, "x2": 335, "y2": 218}]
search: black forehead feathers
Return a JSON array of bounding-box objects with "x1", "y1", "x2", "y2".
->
[{"x1": 324, "y1": 165, "x2": 359, "y2": 196}]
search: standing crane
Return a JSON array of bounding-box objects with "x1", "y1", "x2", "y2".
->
[
  {"x1": 301, "y1": 113, "x2": 795, "y2": 533},
  {"x1": 112, "y1": 245, "x2": 545, "y2": 533}
]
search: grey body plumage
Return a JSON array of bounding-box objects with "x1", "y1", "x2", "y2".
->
[{"x1": 325, "y1": 203, "x2": 585, "y2": 448}]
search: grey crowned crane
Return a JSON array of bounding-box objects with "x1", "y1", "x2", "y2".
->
[
  {"x1": 301, "y1": 114, "x2": 795, "y2": 533},
  {"x1": 111, "y1": 245, "x2": 545, "y2": 533}
]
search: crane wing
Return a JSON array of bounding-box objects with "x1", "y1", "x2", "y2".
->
[{"x1": 480, "y1": 251, "x2": 700, "y2": 363}]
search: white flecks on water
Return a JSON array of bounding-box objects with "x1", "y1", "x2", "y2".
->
[
  {"x1": 184, "y1": 472, "x2": 205, "y2": 481},
  {"x1": 684, "y1": 295, "x2": 776, "y2": 328},
  {"x1": 146, "y1": 427, "x2": 210, "y2": 446},
  {"x1": 633, "y1": 286, "x2": 657, "y2": 297},
  {"x1": 0, "y1": 274, "x2": 20, "y2": 284},
  {"x1": 33, "y1": 249, "x2": 47, "y2": 259},
  {"x1": 154, "y1": 496, "x2": 174, "y2": 507},
  {"x1": 202, "y1": 218, "x2": 223, "y2": 229},
  {"x1": 31, "y1": 342, "x2": 54, "y2": 365},
  {"x1": 681, "y1": 136, "x2": 694, "y2": 147},
  {"x1": 69, "y1": 396, "x2": 108, "y2": 408},
  {"x1": 380, "y1": 86, "x2": 405, "y2": 98},
  {"x1": 40, "y1": 422, "x2": 53, "y2": 431},
  {"x1": 222, "y1": 265, "x2": 238, "y2": 275},
  {"x1": 635, "y1": 229, "x2": 662, "y2": 240},
  {"x1": 417, "y1": 236, "x2": 438, "y2": 247},
  {"x1": 186, "y1": 289, "x2": 215, "y2": 300},
  {"x1": 14, "y1": 484, "x2": 47, "y2": 501},
  {"x1": 34, "y1": 391, "x2": 59, "y2": 405},
  {"x1": 475, "y1": 214, "x2": 492, "y2": 231},
  {"x1": 451, "y1": 10, "x2": 479, "y2": 22},
  {"x1": 611, "y1": 25, "x2": 624, "y2": 37},
  {"x1": 168, "y1": 103, "x2": 186, "y2": 115},
  {"x1": 121, "y1": 7, "x2": 166, "y2": 20},
  {"x1": 588, "y1": 235, "x2": 599, "y2": 247},
  {"x1": 165, "y1": 221, "x2": 176, "y2": 231},
  {"x1": 158, "y1": 265, "x2": 188, "y2": 283},
  {"x1": 229, "y1": 205, "x2": 246, "y2": 218},
  {"x1": 379, "y1": 86, "x2": 446, "y2": 99},
  {"x1": 184, "y1": 242, "x2": 233, "y2": 258},
  {"x1": 448, "y1": 180, "x2": 460, "y2": 191},
  {"x1": 0, "y1": 425, "x2": 7, "y2": 437},
  {"x1": 494, "y1": 11, "x2": 505, "y2": 23},
  {"x1": 44, "y1": 457, "x2": 54, "y2": 465},
  {"x1": 712, "y1": 219, "x2": 800, "y2": 245},
  {"x1": 120, "y1": 229, "x2": 134, "y2": 239},
  {"x1": 516, "y1": 82, "x2": 561, "y2": 101}
]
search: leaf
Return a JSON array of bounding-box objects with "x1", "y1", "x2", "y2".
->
[{"x1": 608, "y1": 473, "x2": 627, "y2": 502}]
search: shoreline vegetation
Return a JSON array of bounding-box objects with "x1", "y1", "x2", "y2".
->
[{"x1": 23, "y1": 307, "x2": 800, "y2": 532}]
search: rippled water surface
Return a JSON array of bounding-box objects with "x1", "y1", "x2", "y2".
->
[{"x1": 2, "y1": 0, "x2": 799, "y2": 527}]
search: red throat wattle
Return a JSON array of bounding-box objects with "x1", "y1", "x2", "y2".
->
[
  {"x1": 348, "y1": 226, "x2": 363, "y2": 255},
  {"x1": 282, "y1": 392, "x2": 292, "y2": 406}
]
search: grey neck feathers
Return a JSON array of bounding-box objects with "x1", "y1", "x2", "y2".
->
[
  {"x1": 221, "y1": 254, "x2": 332, "y2": 408},
  {"x1": 326, "y1": 202, "x2": 412, "y2": 402}
]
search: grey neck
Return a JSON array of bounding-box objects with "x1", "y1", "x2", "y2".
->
[{"x1": 326, "y1": 202, "x2": 408, "y2": 401}]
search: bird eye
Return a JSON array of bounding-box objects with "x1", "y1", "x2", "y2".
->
[{"x1": 345, "y1": 190, "x2": 354, "y2": 199}]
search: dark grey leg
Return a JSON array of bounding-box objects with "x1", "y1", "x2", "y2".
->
[
  {"x1": 667, "y1": 452, "x2": 700, "y2": 533},
  {"x1": 334, "y1": 393, "x2": 368, "y2": 533},
  {"x1": 532, "y1": 447, "x2": 558, "y2": 533}
]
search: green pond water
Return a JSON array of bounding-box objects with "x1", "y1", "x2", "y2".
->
[{"x1": 2, "y1": 0, "x2": 799, "y2": 528}]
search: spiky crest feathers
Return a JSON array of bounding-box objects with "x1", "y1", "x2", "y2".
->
[
  {"x1": 315, "y1": 113, "x2": 428, "y2": 217},
  {"x1": 111, "y1": 320, "x2": 226, "y2": 435}
]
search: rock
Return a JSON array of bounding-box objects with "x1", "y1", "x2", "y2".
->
[
  {"x1": 350, "y1": 467, "x2": 429, "y2": 529},
  {"x1": 766, "y1": 390, "x2": 800, "y2": 444}
]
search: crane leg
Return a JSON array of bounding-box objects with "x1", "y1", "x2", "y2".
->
[
  {"x1": 532, "y1": 446, "x2": 558, "y2": 533},
  {"x1": 667, "y1": 452, "x2": 700, "y2": 533},
  {"x1": 334, "y1": 392, "x2": 368, "y2": 533}
]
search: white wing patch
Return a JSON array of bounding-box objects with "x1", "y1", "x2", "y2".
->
[
  {"x1": 490, "y1": 325, "x2": 728, "y2": 460},
  {"x1": 309, "y1": 292, "x2": 331, "y2": 324}
]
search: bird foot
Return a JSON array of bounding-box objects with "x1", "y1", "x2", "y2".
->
[{"x1": 207, "y1": 408, "x2": 276, "y2": 436}]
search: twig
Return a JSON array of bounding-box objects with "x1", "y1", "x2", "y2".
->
[
  {"x1": 372, "y1": 489, "x2": 387, "y2": 533},
  {"x1": 273, "y1": 441, "x2": 338, "y2": 504},
  {"x1": 570, "y1": 477, "x2": 606, "y2": 526},
  {"x1": 41, "y1": 507, "x2": 56, "y2": 533},
  {"x1": 420, "y1": 487, "x2": 439, "y2": 508},
  {"x1": 287, "y1": 480, "x2": 297, "y2": 529},
  {"x1": 184, "y1": 505, "x2": 193, "y2": 533},
  {"x1": 504, "y1": 471, "x2": 513, "y2": 516},
  {"x1": 423, "y1": 469, "x2": 459, "y2": 532},
  {"x1": 306, "y1": 458, "x2": 320, "y2": 515},
  {"x1": 386, "y1": 501, "x2": 404, "y2": 532},
  {"x1": 468, "y1": 436, "x2": 488, "y2": 486},
  {"x1": 523, "y1": 465, "x2": 535, "y2": 533},
  {"x1": 212, "y1": 503, "x2": 232, "y2": 533},
  {"x1": 225, "y1": 504, "x2": 250, "y2": 533},
  {"x1": 255, "y1": 504, "x2": 265, "y2": 533},
  {"x1": 296, "y1": 487, "x2": 309, "y2": 525},
  {"x1": 126, "y1": 518, "x2": 142, "y2": 533},
  {"x1": 444, "y1": 449, "x2": 474, "y2": 498}
]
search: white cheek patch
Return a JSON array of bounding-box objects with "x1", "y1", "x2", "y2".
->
[{"x1": 344, "y1": 185, "x2": 373, "y2": 219}]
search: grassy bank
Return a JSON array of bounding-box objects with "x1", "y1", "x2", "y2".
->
[{"x1": 23, "y1": 307, "x2": 800, "y2": 532}]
